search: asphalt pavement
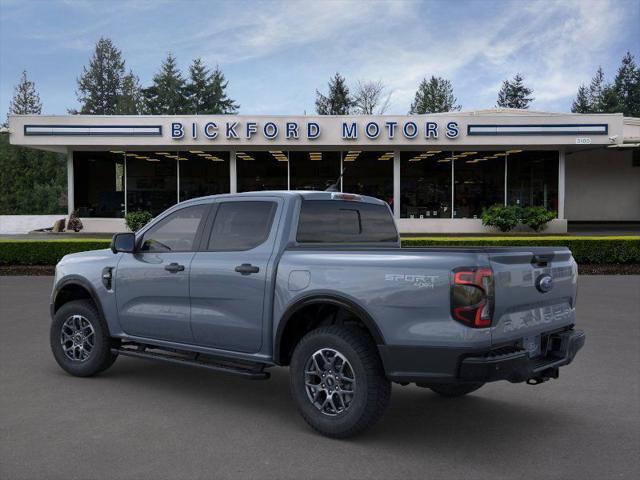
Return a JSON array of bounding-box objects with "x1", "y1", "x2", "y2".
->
[{"x1": 1, "y1": 275, "x2": 639, "y2": 480}]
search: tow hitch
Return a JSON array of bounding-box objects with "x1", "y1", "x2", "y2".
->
[{"x1": 526, "y1": 367, "x2": 559, "y2": 385}]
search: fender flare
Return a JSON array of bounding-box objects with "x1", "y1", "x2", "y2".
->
[
  {"x1": 51, "y1": 275, "x2": 107, "y2": 326},
  {"x1": 273, "y1": 294, "x2": 385, "y2": 365}
]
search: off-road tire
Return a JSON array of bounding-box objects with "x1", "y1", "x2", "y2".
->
[
  {"x1": 289, "y1": 325, "x2": 391, "y2": 438},
  {"x1": 50, "y1": 299, "x2": 118, "y2": 377},
  {"x1": 428, "y1": 382, "x2": 484, "y2": 397}
]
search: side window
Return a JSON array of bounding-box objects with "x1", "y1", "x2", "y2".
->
[
  {"x1": 296, "y1": 200, "x2": 398, "y2": 243},
  {"x1": 207, "y1": 201, "x2": 277, "y2": 251},
  {"x1": 140, "y1": 204, "x2": 208, "y2": 252}
]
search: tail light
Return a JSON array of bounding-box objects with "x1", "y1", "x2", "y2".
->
[{"x1": 450, "y1": 267, "x2": 494, "y2": 328}]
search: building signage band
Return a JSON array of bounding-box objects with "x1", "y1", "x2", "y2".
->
[{"x1": 22, "y1": 121, "x2": 609, "y2": 141}]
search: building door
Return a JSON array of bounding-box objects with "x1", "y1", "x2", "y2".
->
[
  {"x1": 189, "y1": 198, "x2": 280, "y2": 353},
  {"x1": 115, "y1": 204, "x2": 209, "y2": 343}
]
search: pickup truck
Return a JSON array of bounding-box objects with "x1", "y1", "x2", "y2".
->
[{"x1": 50, "y1": 191, "x2": 585, "y2": 438}]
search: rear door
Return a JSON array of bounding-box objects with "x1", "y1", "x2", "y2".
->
[
  {"x1": 189, "y1": 198, "x2": 281, "y2": 353},
  {"x1": 489, "y1": 248, "x2": 578, "y2": 353}
]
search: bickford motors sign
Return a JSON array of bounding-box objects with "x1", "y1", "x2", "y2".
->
[{"x1": 171, "y1": 119, "x2": 461, "y2": 141}]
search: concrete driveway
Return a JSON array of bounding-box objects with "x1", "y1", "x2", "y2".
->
[{"x1": 1, "y1": 275, "x2": 638, "y2": 480}]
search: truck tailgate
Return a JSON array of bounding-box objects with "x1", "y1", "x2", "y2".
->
[{"x1": 489, "y1": 247, "x2": 578, "y2": 353}]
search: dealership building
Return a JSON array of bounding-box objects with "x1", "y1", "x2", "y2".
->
[{"x1": 7, "y1": 109, "x2": 640, "y2": 233}]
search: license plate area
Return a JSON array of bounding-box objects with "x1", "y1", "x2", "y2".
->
[{"x1": 521, "y1": 335, "x2": 541, "y2": 357}]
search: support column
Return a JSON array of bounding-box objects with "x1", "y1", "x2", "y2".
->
[
  {"x1": 504, "y1": 154, "x2": 508, "y2": 205},
  {"x1": 230, "y1": 150, "x2": 237, "y2": 193},
  {"x1": 176, "y1": 158, "x2": 180, "y2": 204},
  {"x1": 558, "y1": 149, "x2": 566, "y2": 219},
  {"x1": 393, "y1": 150, "x2": 400, "y2": 219},
  {"x1": 66, "y1": 149, "x2": 74, "y2": 216}
]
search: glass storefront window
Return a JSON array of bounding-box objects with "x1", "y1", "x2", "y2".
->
[
  {"x1": 237, "y1": 151, "x2": 288, "y2": 192},
  {"x1": 289, "y1": 151, "x2": 340, "y2": 191},
  {"x1": 453, "y1": 151, "x2": 505, "y2": 218},
  {"x1": 126, "y1": 152, "x2": 177, "y2": 216},
  {"x1": 400, "y1": 151, "x2": 452, "y2": 218},
  {"x1": 507, "y1": 150, "x2": 558, "y2": 212},
  {"x1": 177, "y1": 151, "x2": 230, "y2": 202},
  {"x1": 342, "y1": 151, "x2": 394, "y2": 205},
  {"x1": 73, "y1": 151, "x2": 125, "y2": 218}
]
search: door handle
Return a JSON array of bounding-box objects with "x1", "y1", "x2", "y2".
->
[
  {"x1": 165, "y1": 262, "x2": 185, "y2": 273},
  {"x1": 235, "y1": 263, "x2": 260, "y2": 275}
]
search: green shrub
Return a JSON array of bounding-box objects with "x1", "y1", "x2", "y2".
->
[
  {"x1": 521, "y1": 206, "x2": 556, "y2": 232},
  {"x1": 481, "y1": 205, "x2": 521, "y2": 232},
  {"x1": 401, "y1": 236, "x2": 640, "y2": 264},
  {"x1": 125, "y1": 210, "x2": 153, "y2": 232}
]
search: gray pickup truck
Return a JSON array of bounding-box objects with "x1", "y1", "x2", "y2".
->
[{"x1": 50, "y1": 191, "x2": 585, "y2": 437}]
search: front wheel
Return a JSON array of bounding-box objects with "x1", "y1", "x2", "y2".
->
[
  {"x1": 289, "y1": 326, "x2": 391, "y2": 438},
  {"x1": 50, "y1": 300, "x2": 118, "y2": 377}
]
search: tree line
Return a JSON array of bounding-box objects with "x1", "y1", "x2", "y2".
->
[
  {"x1": 1, "y1": 37, "x2": 638, "y2": 216},
  {"x1": 71, "y1": 37, "x2": 239, "y2": 115},
  {"x1": 314, "y1": 53, "x2": 638, "y2": 116}
]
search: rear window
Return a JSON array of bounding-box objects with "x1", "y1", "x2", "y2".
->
[{"x1": 296, "y1": 200, "x2": 398, "y2": 243}]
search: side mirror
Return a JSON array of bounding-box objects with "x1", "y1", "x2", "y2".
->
[{"x1": 111, "y1": 232, "x2": 136, "y2": 254}]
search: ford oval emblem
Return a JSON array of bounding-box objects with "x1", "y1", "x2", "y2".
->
[{"x1": 536, "y1": 274, "x2": 554, "y2": 293}]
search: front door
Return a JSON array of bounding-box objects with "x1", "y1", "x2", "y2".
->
[
  {"x1": 190, "y1": 199, "x2": 280, "y2": 353},
  {"x1": 116, "y1": 203, "x2": 209, "y2": 344}
]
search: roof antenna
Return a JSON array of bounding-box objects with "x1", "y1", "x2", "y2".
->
[{"x1": 325, "y1": 166, "x2": 347, "y2": 192}]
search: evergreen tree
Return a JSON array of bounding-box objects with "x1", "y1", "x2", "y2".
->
[
  {"x1": 207, "y1": 65, "x2": 239, "y2": 114},
  {"x1": 409, "y1": 76, "x2": 460, "y2": 114},
  {"x1": 2, "y1": 71, "x2": 66, "y2": 214},
  {"x1": 185, "y1": 59, "x2": 239, "y2": 114},
  {"x1": 571, "y1": 85, "x2": 591, "y2": 113},
  {"x1": 116, "y1": 71, "x2": 144, "y2": 115},
  {"x1": 8, "y1": 70, "x2": 42, "y2": 116},
  {"x1": 143, "y1": 53, "x2": 188, "y2": 114},
  {"x1": 587, "y1": 67, "x2": 607, "y2": 112},
  {"x1": 75, "y1": 37, "x2": 126, "y2": 114},
  {"x1": 315, "y1": 73, "x2": 353, "y2": 115},
  {"x1": 496, "y1": 73, "x2": 534, "y2": 109},
  {"x1": 613, "y1": 51, "x2": 640, "y2": 117},
  {"x1": 186, "y1": 58, "x2": 209, "y2": 114}
]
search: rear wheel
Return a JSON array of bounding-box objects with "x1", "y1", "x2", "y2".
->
[
  {"x1": 50, "y1": 300, "x2": 118, "y2": 377},
  {"x1": 289, "y1": 326, "x2": 391, "y2": 438},
  {"x1": 427, "y1": 382, "x2": 484, "y2": 397}
]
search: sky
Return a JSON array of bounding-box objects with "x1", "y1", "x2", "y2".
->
[{"x1": 0, "y1": 0, "x2": 638, "y2": 117}]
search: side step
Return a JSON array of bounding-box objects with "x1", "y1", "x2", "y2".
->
[{"x1": 111, "y1": 344, "x2": 270, "y2": 380}]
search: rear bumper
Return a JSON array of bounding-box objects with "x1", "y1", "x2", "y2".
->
[{"x1": 379, "y1": 328, "x2": 585, "y2": 384}]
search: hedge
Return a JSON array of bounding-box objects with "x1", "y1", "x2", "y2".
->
[
  {"x1": 401, "y1": 236, "x2": 640, "y2": 264},
  {"x1": 0, "y1": 239, "x2": 111, "y2": 265},
  {"x1": 0, "y1": 236, "x2": 638, "y2": 266}
]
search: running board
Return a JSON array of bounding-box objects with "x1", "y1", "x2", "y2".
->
[{"x1": 112, "y1": 345, "x2": 270, "y2": 380}]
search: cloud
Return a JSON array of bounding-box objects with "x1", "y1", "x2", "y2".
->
[{"x1": 1, "y1": 0, "x2": 637, "y2": 115}]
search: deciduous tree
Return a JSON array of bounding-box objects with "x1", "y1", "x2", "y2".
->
[{"x1": 353, "y1": 80, "x2": 391, "y2": 115}]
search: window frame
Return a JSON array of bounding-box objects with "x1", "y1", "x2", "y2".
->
[
  {"x1": 203, "y1": 199, "x2": 279, "y2": 252},
  {"x1": 136, "y1": 203, "x2": 212, "y2": 254}
]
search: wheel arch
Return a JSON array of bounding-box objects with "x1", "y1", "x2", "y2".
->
[
  {"x1": 274, "y1": 294, "x2": 385, "y2": 366},
  {"x1": 52, "y1": 276, "x2": 106, "y2": 326}
]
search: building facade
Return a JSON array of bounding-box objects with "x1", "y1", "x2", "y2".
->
[{"x1": 8, "y1": 109, "x2": 640, "y2": 233}]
